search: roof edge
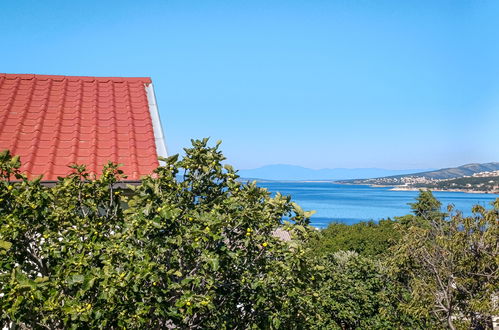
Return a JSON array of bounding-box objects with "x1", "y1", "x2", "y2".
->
[
  {"x1": 0, "y1": 73, "x2": 151, "y2": 83},
  {"x1": 145, "y1": 83, "x2": 168, "y2": 162}
]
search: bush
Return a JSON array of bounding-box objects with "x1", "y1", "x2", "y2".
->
[
  {"x1": 306, "y1": 219, "x2": 400, "y2": 258},
  {"x1": 0, "y1": 140, "x2": 319, "y2": 329},
  {"x1": 389, "y1": 191, "x2": 499, "y2": 329}
]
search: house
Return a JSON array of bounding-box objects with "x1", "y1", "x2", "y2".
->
[{"x1": 0, "y1": 73, "x2": 167, "y2": 182}]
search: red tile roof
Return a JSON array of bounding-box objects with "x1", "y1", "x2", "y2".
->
[{"x1": 0, "y1": 73, "x2": 164, "y2": 181}]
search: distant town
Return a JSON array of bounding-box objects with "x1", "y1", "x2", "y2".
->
[{"x1": 337, "y1": 163, "x2": 499, "y2": 194}]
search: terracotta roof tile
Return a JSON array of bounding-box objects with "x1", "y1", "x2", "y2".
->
[{"x1": 0, "y1": 73, "x2": 161, "y2": 181}]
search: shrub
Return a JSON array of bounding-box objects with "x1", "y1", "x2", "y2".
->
[{"x1": 0, "y1": 140, "x2": 319, "y2": 329}]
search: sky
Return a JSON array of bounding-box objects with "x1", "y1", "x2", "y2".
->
[{"x1": 1, "y1": 0, "x2": 499, "y2": 170}]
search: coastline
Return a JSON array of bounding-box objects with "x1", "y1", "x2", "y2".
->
[
  {"x1": 257, "y1": 180, "x2": 499, "y2": 195},
  {"x1": 389, "y1": 186, "x2": 498, "y2": 194},
  {"x1": 334, "y1": 182, "x2": 498, "y2": 194}
]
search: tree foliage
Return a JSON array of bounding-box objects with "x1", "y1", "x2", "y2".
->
[
  {"x1": 1, "y1": 143, "x2": 497, "y2": 329},
  {"x1": 390, "y1": 191, "x2": 499, "y2": 329},
  {"x1": 306, "y1": 219, "x2": 400, "y2": 259},
  {"x1": 0, "y1": 141, "x2": 319, "y2": 329},
  {"x1": 310, "y1": 250, "x2": 408, "y2": 329}
]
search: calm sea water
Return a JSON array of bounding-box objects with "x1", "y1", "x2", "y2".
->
[{"x1": 256, "y1": 182, "x2": 499, "y2": 228}]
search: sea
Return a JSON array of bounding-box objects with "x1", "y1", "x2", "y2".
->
[{"x1": 255, "y1": 181, "x2": 499, "y2": 228}]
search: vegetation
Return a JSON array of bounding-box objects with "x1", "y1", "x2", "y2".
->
[
  {"x1": 311, "y1": 190, "x2": 499, "y2": 329},
  {"x1": 0, "y1": 141, "x2": 320, "y2": 329},
  {"x1": 1, "y1": 141, "x2": 498, "y2": 329},
  {"x1": 390, "y1": 191, "x2": 499, "y2": 329},
  {"x1": 414, "y1": 175, "x2": 499, "y2": 193},
  {"x1": 306, "y1": 219, "x2": 400, "y2": 258}
]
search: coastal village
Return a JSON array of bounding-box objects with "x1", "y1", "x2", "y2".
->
[
  {"x1": 343, "y1": 169, "x2": 499, "y2": 193},
  {"x1": 392, "y1": 170, "x2": 499, "y2": 193}
]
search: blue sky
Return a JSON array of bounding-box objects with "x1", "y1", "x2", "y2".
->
[{"x1": 2, "y1": 0, "x2": 498, "y2": 170}]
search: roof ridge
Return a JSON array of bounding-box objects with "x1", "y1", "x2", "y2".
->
[{"x1": 0, "y1": 73, "x2": 152, "y2": 84}]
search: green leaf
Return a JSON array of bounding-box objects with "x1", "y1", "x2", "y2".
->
[
  {"x1": 68, "y1": 274, "x2": 85, "y2": 285},
  {"x1": 34, "y1": 276, "x2": 49, "y2": 283},
  {"x1": 82, "y1": 275, "x2": 96, "y2": 291},
  {"x1": 304, "y1": 210, "x2": 316, "y2": 218},
  {"x1": 0, "y1": 240, "x2": 12, "y2": 251},
  {"x1": 209, "y1": 257, "x2": 219, "y2": 271},
  {"x1": 295, "y1": 225, "x2": 306, "y2": 233}
]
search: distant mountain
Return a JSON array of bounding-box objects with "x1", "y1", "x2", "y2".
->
[
  {"x1": 394, "y1": 162, "x2": 499, "y2": 180},
  {"x1": 237, "y1": 164, "x2": 434, "y2": 181},
  {"x1": 338, "y1": 162, "x2": 499, "y2": 184}
]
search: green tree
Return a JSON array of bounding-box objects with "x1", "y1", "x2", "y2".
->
[
  {"x1": 397, "y1": 189, "x2": 444, "y2": 227},
  {"x1": 0, "y1": 141, "x2": 320, "y2": 329},
  {"x1": 306, "y1": 219, "x2": 400, "y2": 259},
  {"x1": 389, "y1": 192, "x2": 499, "y2": 329},
  {"x1": 310, "y1": 251, "x2": 397, "y2": 329},
  {"x1": 410, "y1": 189, "x2": 442, "y2": 219}
]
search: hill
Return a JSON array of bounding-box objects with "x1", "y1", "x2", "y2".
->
[
  {"x1": 338, "y1": 162, "x2": 499, "y2": 183},
  {"x1": 388, "y1": 162, "x2": 499, "y2": 180},
  {"x1": 237, "y1": 164, "x2": 433, "y2": 181},
  {"x1": 337, "y1": 162, "x2": 499, "y2": 193}
]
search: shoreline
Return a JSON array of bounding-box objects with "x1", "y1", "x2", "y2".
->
[
  {"x1": 388, "y1": 186, "x2": 498, "y2": 194},
  {"x1": 257, "y1": 181, "x2": 499, "y2": 194},
  {"x1": 335, "y1": 182, "x2": 499, "y2": 194}
]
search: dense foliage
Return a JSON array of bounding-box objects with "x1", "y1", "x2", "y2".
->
[
  {"x1": 1, "y1": 141, "x2": 319, "y2": 329},
  {"x1": 306, "y1": 219, "x2": 400, "y2": 258},
  {"x1": 309, "y1": 190, "x2": 499, "y2": 329},
  {"x1": 1, "y1": 141, "x2": 498, "y2": 329},
  {"x1": 390, "y1": 190, "x2": 499, "y2": 329}
]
